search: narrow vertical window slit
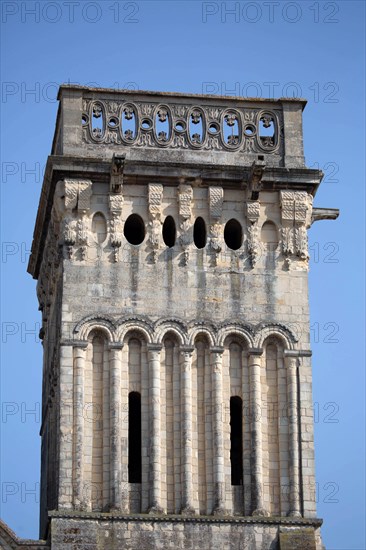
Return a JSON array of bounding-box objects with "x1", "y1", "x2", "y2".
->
[
  {"x1": 230, "y1": 396, "x2": 243, "y2": 486},
  {"x1": 128, "y1": 391, "x2": 142, "y2": 483}
]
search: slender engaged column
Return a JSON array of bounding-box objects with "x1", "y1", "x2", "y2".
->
[
  {"x1": 58, "y1": 343, "x2": 75, "y2": 510},
  {"x1": 180, "y1": 346, "x2": 195, "y2": 515},
  {"x1": 73, "y1": 343, "x2": 87, "y2": 510},
  {"x1": 109, "y1": 344, "x2": 123, "y2": 511},
  {"x1": 248, "y1": 348, "x2": 267, "y2": 516},
  {"x1": 211, "y1": 347, "x2": 228, "y2": 515},
  {"x1": 147, "y1": 343, "x2": 164, "y2": 514},
  {"x1": 285, "y1": 354, "x2": 302, "y2": 517}
]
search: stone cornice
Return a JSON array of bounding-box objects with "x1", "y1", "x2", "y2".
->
[
  {"x1": 58, "y1": 84, "x2": 308, "y2": 107},
  {"x1": 48, "y1": 510, "x2": 322, "y2": 528}
]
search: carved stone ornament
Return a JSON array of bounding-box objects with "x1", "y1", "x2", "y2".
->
[
  {"x1": 280, "y1": 191, "x2": 313, "y2": 269},
  {"x1": 58, "y1": 179, "x2": 93, "y2": 260},
  {"x1": 77, "y1": 214, "x2": 89, "y2": 261},
  {"x1": 110, "y1": 154, "x2": 125, "y2": 194},
  {"x1": 148, "y1": 184, "x2": 163, "y2": 220},
  {"x1": 247, "y1": 223, "x2": 260, "y2": 267},
  {"x1": 177, "y1": 184, "x2": 193, "y2": 265},
  {"x1": 148, "y1": 218, "x2": 162, "y2": 264},
  {"x1": 146, "y1": 184, "x2": 164, "y2": 263},
  {"x1": 109, "y1": 194, "x2": 123, "y2": 262},
  {"x1": 110, "y1": 217, "x2": 123, "y2": 262},
  {"x1": 109, "y1": 194, "x2": 123, "y2": 216},
  {"x1": 209, "y1": 187, "x2": 223, "y2": 220},
  {"x1": 178, "y1": 183, "x2": 193, "y2": 220},
  {"x1": 246, "y1": 200, "x2": 260, "y2": 267}
]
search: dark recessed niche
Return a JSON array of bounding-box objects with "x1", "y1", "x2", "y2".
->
[
  {"x1": 162, "y1": 216, "x2": 176, "y2": 248},
  {"x1": 193, "y1": 217, "x2": 207, "y2": 249},
  {"x1": 124, "y1": 214, "x2": 145, "y2": 245},
  {"x1": 224, "y1": 219, "x2": 243, "y2": 250}
]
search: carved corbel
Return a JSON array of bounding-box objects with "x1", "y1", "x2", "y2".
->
[
  {"x1": 248, "y1": 159, "x2": 266, "y2": 200},
  {"x1": 178, "y1": 182, "x2": 193, "y2": 265},
  {"x1": 208, "y1": 186, "x2": 223, "y2": 263},
  {"x1": 246, "y1": 200, "x2": 260, "y2": 267},
  {"x1": 110, "y1": 154, "x2": 125, "y2": 194},
  {"x1": 148, "y1": 183, "x2": 163, "y2": 263}
]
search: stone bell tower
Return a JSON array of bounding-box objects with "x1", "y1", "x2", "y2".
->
[{"x1": 27, "y1": 85, "x2": 338, "y2": 549}]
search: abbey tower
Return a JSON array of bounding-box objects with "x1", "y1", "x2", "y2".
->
[{"x1": 24, "y1": 86, "x2": 338, "y2": 549}]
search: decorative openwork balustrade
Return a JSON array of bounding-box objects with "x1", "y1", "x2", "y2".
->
[{"x1": 82, "y1": 97, "x2": 282, "y2": 154}]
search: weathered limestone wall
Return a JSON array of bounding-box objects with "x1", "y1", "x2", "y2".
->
[
  {"x1": 36, "y1": 178, "x2": 318, "y2": 529},
  {"x1": 49, "y1": 515, "x2": 323, "y2": 550}
]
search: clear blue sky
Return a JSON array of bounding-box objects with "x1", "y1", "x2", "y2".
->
[{"x1": 1, "y1": 1, "x2": 365, "y2": 548}]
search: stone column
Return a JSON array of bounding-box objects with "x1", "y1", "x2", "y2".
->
[
  {"x1": 285, "y1": 353, "x2": 302, "y2": 517},
  {"x1": 180, "y1": 346, "x2": 195, "y2": 515},
  {"x1": 72, "y1": 343, "x2": 88, "y2": 510},
  {"x1": 58, "y1": 343, "x2": 75, "y2": 510},
  {"x1": 211, "y1": 347, "x2": 228, "y2": 515},
  {"x1": 109, "y1": 343, "x2": 123, "y2": 511},
  {"x1": 248, "y1": 348, "x2": 267, "y2": 516},
  {"x1": 147, "y1": 343, "x2": 164, "y2": 513}
]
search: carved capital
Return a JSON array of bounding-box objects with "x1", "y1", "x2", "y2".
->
[
  {"x1": 109, "y1": 194, "x2": 123, "y2": 216},
  {"x1": 178, "y1": 184, "x2": 193, "y2": 220},
  {"x1": 148, "y1": 183, "x2": 163, "y2": 220},
  {"x1": 209, "y1": 186, "x2": 223, "y2": 220}
]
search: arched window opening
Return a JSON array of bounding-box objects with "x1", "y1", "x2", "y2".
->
[
  {"x1": 124, "y1": 214, "x2": 145, "y2": 245},
  {"x1": 92, "y1": 212, "x2": 107, "y2": 244},
  {"x1": 224, "y1": 219, "x2": 243, "y2": 250},
  {"x1": 162, "y1": 216, "x2": 176, "y2": 247},
  {"x1": 193, "y1": 217, "x2": 206, "y2": 249},
  {"x1": 128, "y1": 391, "x2": 142, "y2": 483},
  {"x1": 261, "y1": 221, "x2": 279, "y2": 251},
  {"x1": 230, "y1": 396, "x2": 243, "y2": 486}
]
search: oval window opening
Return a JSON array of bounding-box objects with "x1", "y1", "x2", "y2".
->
[
  {"x1": 162, "y1": 216, "x2": 176, "y2": 248},
  {"x1": 224, "y1": 219, "x2": 243, "y2": 250},
  {"x1": 124, "y1": 214, "x2": 145, "y2": 245},
  {"x1": 92, "y1": 212, "x2": 107, "y2": 244},
  {"x1": 193, "y1": 217, "x2": 206, "y2": 249}
]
